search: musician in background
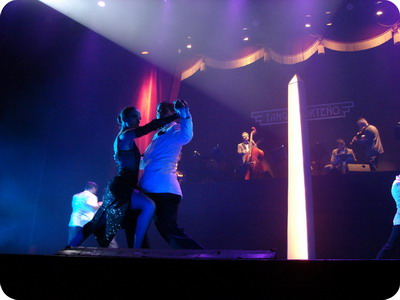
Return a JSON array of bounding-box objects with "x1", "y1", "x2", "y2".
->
[
  {"x1": 324, "y1": 139, "x2": 357, "y2": 173},
  {"x1": 237, "y1": 129, "x2": 266, "y2": 180},
  {"x1": 350, "y1": 117, "x2": 384, "y2": 172},
  {"x1": 237, "y1": 132, "x2": 255, "y2": 164}
]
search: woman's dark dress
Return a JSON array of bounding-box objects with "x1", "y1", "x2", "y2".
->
[{"x1": 69, "y1": 114, "x2": 177, "y2": 247}]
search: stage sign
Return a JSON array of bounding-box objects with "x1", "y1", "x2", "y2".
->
[{"x1": 251, "y1": 101, "x2": 354, "y2": 126}]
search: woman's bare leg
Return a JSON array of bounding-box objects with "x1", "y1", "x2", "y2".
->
[{"x1": 130, "y1": 189, "x2": 155, "y2": 248}]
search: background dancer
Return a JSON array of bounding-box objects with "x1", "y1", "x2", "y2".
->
[{"x1": 68, "y1": 181, "x2": 101, "y2": 244}]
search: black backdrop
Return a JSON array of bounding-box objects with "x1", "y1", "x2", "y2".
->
[
  {"x1": 1, "y1": 1, "x2": 399, "y2": 254},
  {"x1": 0, "y1": 1, "x2": 153, "y2": 253}
]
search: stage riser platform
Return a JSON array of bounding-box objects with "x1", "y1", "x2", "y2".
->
[{"x1": 1, "y1": 252, "x2": 399, "y2": 299}]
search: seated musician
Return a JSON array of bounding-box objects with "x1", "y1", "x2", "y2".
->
[{"x1": 324, "y1": 139, "x2": 357, "y2": 173}]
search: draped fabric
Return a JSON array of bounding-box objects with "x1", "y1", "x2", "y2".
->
[
  {"x1": 133, "y1": 65, "x2": 181, "y2": 153},
  {"x1": 180, "y1": 26, "x2": 400, "y2": 81}
]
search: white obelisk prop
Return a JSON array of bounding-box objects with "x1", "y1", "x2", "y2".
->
[{"x1": 287, "y1": 74, "x2": 315, "y2": 260}]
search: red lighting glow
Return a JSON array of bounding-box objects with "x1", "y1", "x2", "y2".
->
[{"x1": 135, "y1": 67, "x2": 159, "y2": 153}]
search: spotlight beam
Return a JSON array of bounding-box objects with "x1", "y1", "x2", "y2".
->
[{"x1": 38, "y1": 0, "x2": 177, "y2": 71}]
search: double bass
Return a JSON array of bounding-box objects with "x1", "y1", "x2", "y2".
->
[{"x1": 243, "y1": 127, "x2": 267, "y2": 180}]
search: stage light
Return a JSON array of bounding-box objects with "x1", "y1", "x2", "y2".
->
[
  {"x1": 287, "y1": 74, "x2": 315, "y2": 260},
  {"x1": 186, "y1": 44, "x2": 192, "y2": 49},
  {"x1": 326, "y1": 22, "x2": 333, "y2": 26},
  {"x1": 141, "y1": 51, "x2": 149, "y2": 55},
  {"x1": 376, "y1": 10, "x2": 383, "y2": 15},
  {"x1": 97, "y1": 1, "x2": 105, "y2": 8},
  {"x1": 305, "y1": 23, "x2": 311, "y2": 28},
  {"x1": 243, "y1": 36, "x2": 249, "y2": 41},
  {"x1": 0, "y1": 0, "x2": 14, "y2": 15}
]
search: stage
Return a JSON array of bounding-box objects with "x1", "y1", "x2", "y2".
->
[
  {"x1": 1, "y1": 248, "x2": 399, "y2": 299},
  {"x1": 0, "y1": 249, "x2": 399, "y2": 299}
]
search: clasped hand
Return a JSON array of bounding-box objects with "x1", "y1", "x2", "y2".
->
[{"x1": 174, "y1": 99, "x2": 191, "y2": 119}]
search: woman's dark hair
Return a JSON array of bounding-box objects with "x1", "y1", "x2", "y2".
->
[
  {"x1": 117, "y1": 106, "x2": 138, "y2": 125},
  {"x1": 336, "y1": 139, "x2": 345, "y2": 145}
]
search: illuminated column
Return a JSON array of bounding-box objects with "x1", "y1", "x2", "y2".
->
[
  {"x1": 0, "y1": 0, "x2": 14, "y2": 14},
  {"x1": 287, "y1": 74, "x2": 315, "y2": 260}
]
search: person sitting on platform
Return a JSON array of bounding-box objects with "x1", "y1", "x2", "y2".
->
[
  {"x1": 324, "y1": 139, "x2": 356, "y2": 174},
  {"x1": 377, "y1": 174, "x2": 400, "y2": 259}
]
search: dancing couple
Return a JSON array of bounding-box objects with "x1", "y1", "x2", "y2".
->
[{"x1": 68, "y1": 100, "x2": 203, "y2": 249}]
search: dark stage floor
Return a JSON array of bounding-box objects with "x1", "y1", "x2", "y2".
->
[{"x1": 1, "y1": 248, "x2": 399, "y2": 299}]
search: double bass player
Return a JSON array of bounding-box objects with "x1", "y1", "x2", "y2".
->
[{"x1": 237, "y1": 127, "x2": 267, "y2": 180}]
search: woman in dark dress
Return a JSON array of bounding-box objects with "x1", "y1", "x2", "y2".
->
[{"x1": 68, "y1": 105, "x2": 178, "y2": 248}]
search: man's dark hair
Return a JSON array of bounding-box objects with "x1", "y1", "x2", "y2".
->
[
  {"x1": 84, "y1": 181, "x2": 98, "y2": 191},
  {"x1": 158, "y1": 101, "x2": 174, "y2": 113}
]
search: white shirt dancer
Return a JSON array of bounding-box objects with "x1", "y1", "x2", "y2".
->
[
  {"x1": 69, "y1": 190, "x2": 100, "y2": 227},
  {"x1": 139, "y1": 100, "x2": 203, "y2": 249},
  {"x1": 377, "y1": 175, "x2": 400, "y2": 259},
  {"x1": 392, "y1": 175, "x2": 400, "y2": 226},
  {"x1": 68, "y1": 182, "x2": 102, "y2": 244},
  {"x1": 140, "y1": 118, "x2": 192, "y2": 196}
]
